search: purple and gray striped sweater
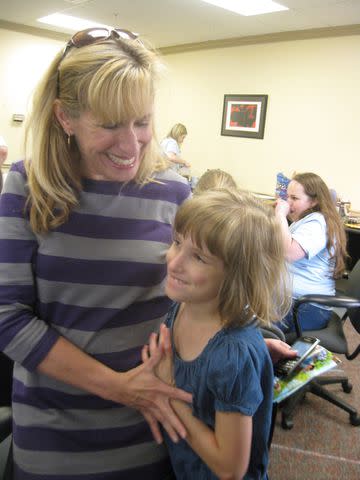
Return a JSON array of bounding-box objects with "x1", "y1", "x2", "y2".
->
[{"x1": 0, "y1": 160, "x2": 190, "y2": 479}]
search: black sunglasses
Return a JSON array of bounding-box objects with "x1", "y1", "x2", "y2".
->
[{"x1": 56, "y1": 27, "x2": 139, "y2": 97}]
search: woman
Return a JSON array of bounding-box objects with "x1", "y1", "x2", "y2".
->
[
  {"x1": 0, "y1": 28, "x2": 192, "y2": 479},
  {"x1": 0, "y1": 28, "x2": 293, "y2": 479},
  {"x1": 0, "y1": 135, "x2": 8, "y2": 191},
  {"x1": 275, "y1": 172, "x2": 347, "y2": 332},
  {"x1": 160, "y1": 123, "x2": 191, "y2": 171},
  {"x1": 194, "y1": 168, "x2": 237, "y2": 194}
]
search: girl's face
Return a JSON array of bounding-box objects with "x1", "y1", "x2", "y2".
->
[
  {"x1": 287, "y1": 180, "x2": 317, "y2": 222},
  {"x1": 56, "y1": 108, "x2": 153, "y2": 182},
  {"x1": 165, "y1": 233, "x2": 224, "y2": 306}
]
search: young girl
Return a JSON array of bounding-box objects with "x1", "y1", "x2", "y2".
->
[{"x1": 143, "y1": 189, "x2": 290, "y2": 479}]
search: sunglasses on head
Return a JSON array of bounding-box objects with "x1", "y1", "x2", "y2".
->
[{"x1": 56, "y1": 27, "x2": 139, "y2": 97}]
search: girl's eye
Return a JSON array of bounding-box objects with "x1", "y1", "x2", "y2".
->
[
  {"x1": 195, "y1": 253, "x2": 206, "y2": 263},
  {"x1": 173, "y1": 238, "x2": 180, "y2": 247}
]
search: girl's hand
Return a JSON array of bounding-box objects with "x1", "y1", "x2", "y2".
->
[
  {"x1": 265, "y1": 338, "x2": 297, "y2": 364},
  {"x1": 142, "y1": 324, "x2": 174, "y2": 386}
]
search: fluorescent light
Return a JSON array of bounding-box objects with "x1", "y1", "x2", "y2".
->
[
  {"x1": 37, "y1": 13, "x2": 110, "y2": 31},
  {"x1": 200, "y1": 0, "x2": 288, "y2": 16}
]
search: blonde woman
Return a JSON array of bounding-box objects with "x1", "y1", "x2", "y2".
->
[
  {"x1": 0, "y1": 28, "x2": 192, "y2": 479},
  {"x1": 0, "y1": 135, "x2": 8, "y2": 191},
  {"x1": 160, "y1": 123, "x2": 191, "y2": 171}
]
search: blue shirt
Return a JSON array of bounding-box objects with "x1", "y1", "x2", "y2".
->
[{"x1": 165, "y1": 303, "x2": 274, "y2": 479}]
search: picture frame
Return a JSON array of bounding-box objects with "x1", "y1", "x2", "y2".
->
[{"x1": 221, "y1": 94, "x2": 268, "y2": 139}]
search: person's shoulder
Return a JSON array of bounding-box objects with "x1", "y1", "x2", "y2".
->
[
  {"x1": 302, "y1": 212, "x2": 326, "y2": 227},
  {"x1": 292, "y1": 211, "x2": 325, "y2": 229},
  {"x1": 9, "y1": 159, "x2": 26, "y2": 174},
  {"x1": 208, "y1": 327, "x2": 254, "y2": 364},
  {"x1": 155, "y1": 168, "x2": 189, "y2": 185}
]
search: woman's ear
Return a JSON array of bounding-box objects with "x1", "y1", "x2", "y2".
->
[{"x1": 53, "y1": 99, "x2": 73, "y2": 135}]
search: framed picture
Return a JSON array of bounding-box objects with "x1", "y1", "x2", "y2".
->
[{"x1": 221, "y1": 94, "x2": 268, "y2": 139}]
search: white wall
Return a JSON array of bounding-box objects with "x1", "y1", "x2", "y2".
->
[
  {"x1": 1, "y1": 27, "x2": 359, "y2": 208},
  {"x1": 0, "y1": 28, "x2": 63, "y2": 164},
  {"x1": 156, "y1": 36, "x2": 360, "y2": 209}
]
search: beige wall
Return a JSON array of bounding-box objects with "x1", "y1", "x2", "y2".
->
[
  {"x1": 1, "y1": 26, "x2": 359, "y2": 208},
  {"x1": 156, "y1": 36, "x2": 360, "y2": 209},
  {"x1": 0, "y1": 28, "x2": 63, "y2": 165}
]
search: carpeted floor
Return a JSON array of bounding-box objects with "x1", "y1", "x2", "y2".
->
[{"x1": 268, "y1": 319, "x2": 360, "y2": 479}]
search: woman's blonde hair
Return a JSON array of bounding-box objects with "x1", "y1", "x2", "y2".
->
[
  {"x1": 194, "y1": 169, "x2": 237, "y2": 194},
  {"x1": 174, "y1": 189, "x2": 291, "y2": 328},
  {"x1": 167, "y1": 123, "x2": 187, "y2": 143},
  {"x1": 292, "y1": 172, "x2": 347, "y2": 277},
  {"x1": 25, "y1": 35, "x2": 168, "y2": 233}
]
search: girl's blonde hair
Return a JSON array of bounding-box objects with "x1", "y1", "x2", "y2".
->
[
  {"x1": 167, "y1": 123, "x2": 187, "y2": 143},
  {"x1": 174, "y1": 189, "x2": 291, "y2": 328},
  {"x1": 194, "y1": 169, "x2": 237, "y2": 194},
  {"x1": 25, "y1": 35, "x2": 168, "y2": 233},
  {"x1": 292, "y1": 172, "x2": 347, "y2": 278}
]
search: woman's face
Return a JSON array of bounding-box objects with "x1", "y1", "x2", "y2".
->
[
  {"x1": 63, "y1": 109, "x2": 153, "y2": 182},
  {"x1": 178, "y1": 134, "x2": 186, "y2": 145},
  {"x1": 287, "y1": 180, "x2": 317, "y2": 222}
]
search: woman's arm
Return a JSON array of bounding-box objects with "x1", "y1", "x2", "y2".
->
[
  {"x1": 38, "y1": 336, "x2": 192, "y2": 445},
  {"x1": 275, "y1": 199, "x2": 306, "y2": 262},
  {"x1": 165, "y1": 151, "x2": 191, "y2": 167}
]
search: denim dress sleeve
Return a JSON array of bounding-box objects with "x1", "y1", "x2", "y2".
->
[{"x1": 206, "y1": 333, "x2": 264, "y2": 416}]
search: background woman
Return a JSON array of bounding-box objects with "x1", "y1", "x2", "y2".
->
[
  {"x1": 193, "y1": 168, "x2": 237, "y2": 194},
  {"x1": 160, "y1": 123, "x2": 191, "y2": 171},
  {"x1": 0, "y1": 28, "x2": 192, "y2": 479},
  {"x1": 0, "y1": 135, "x2": 8, "y2": 191},
  {"x1": 275, "y1": 172, "x2": 347, "y2": 331}
]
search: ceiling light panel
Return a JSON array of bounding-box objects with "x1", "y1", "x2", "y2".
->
[
  {"x1": 200, "y1": 0, "x2": 288, "y2": 16},
  {"x1": 37, "y1": 13, "x2": 110, "y2": 31}
]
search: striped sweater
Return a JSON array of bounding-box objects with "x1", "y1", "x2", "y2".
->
[{"x1": 0, "y1": 160, "x2": 190, "y2": 479}]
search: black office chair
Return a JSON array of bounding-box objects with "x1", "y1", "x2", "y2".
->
[
  {"x1": 0, "y1": 352, "x2": 13, "y2": 479},
  {"x1": 279, "y1": 259, "x2": 360, "y2": 429},
  {"x1": 260, "y1": 325, "x2": 286, "y2": 448}
]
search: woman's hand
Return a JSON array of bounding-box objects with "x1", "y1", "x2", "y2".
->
[
  {"x1": 116, "y1": 340, "x2": 191, "y2": 443},
  {"x1": 264, "y1": 338, "x2": 297, "y2": 364},
  {"x1": 142, "y1": 324, "x2": 174, "y2": 385},
  {"x1": 137, "y1": 324, "x2": 182, "y2": 443},
  {"x1": 275, "y1": 198, "x2": 290, "y2": 217}
]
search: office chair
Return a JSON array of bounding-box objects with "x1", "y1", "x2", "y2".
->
[
  {"x1": 260, "y1": 325, "x2": 286, "y2": 448},
  {"x1": 0, "y1": 352, "x2": 13, "y2": 479},
  {"x1": 279, "y1": 259, "x2": 360, "y2": 429}
]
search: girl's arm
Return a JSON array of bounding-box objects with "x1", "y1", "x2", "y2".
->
[
  {"x1": 172, "y1": 400, "x2": 252, "y2": 479},
  {"x1": 143, "y1": 326, "x2": 251, "y2": 479}
]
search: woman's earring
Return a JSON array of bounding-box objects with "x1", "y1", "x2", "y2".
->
[{"x1": 67, "y1": 133, "x2": 71, "y2": 146}]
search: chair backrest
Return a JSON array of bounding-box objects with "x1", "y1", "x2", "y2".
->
[
  {"x1": 344, "y1": 259, "x2": 360, "y2": 334},
  {"x1": 0, "y1": 353, "x2": 13, "y2": 407}
]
